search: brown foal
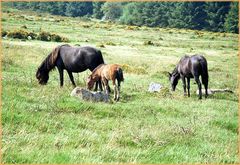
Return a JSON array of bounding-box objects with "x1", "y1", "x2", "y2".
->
[{"x1": 87, "y1": 64, "x2": 124, "y2": 101}]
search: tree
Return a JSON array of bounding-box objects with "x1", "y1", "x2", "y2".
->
[
  {"x1": 101, "y1": 2, "x2": 123, "y2": 21},
  {"x1": 120, "y1": 2, "x2": 145, "y2": 26},
  {"x1": 205, "y1": 2, "x2": 231, "y2": 32},
  {"x1": 224, "y1": 2, "x2": 238, "y2": 33},
  {"x1": 65, "y1": 2, "x2": 93, "y2": 17},
  {"x1": 93, "y1": 2, "x2": 104, "y2": 19},
  {"x1": 168, "y1": 2, "x2": 207, "y2": 30}
]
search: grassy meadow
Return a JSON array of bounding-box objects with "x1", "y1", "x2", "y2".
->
[{"x1": 1, "y1": 8, "x2": 239, "y2": 163}]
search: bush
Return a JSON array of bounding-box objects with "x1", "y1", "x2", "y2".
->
[
  {"x1": 51, "y1": 33, "x2": 69, "y2": 42},
  {"x1": 97, "y1": 43, "x2": 105, "y2": 48},
  {"x1": 143, "y1": 40, "x2": 154, "y2": 46},
  {"x1": 21, "y1": 25, "x2": 27, "y2": 29},
  {"x1": 38, "y1": 31, "x2": 51, "y2": 41},
  {"x1": 125, "y1": 26, "x2": 139, "y2": 30},
  {"x1": 28, "y1": 32, "x2": 38, "y2": 40},
  {"x1": 38, "y1": 31, "x2": 69, "y2": 42},
  {"x1": 7, "y1": 30, "x2": 29, "y2": 39},
  {"x1": 121, "y1": 64, "x2": 147, "y2": 75},
  {"x1": 105, "y1": 41, "x2": 116, "y2": 46},
  {"x1": 6, "y1": 29, "x2": 69, "y2": 42},
  {"x1": 2, "y1": 30, "x2": 8, "y2": 37}
]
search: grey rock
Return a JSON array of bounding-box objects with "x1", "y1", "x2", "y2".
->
[{"x1": 71, "y1": 87, "x2": 109, "y2": 102}]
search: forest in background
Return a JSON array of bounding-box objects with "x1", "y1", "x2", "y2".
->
[{"x1": 4, "y1": 2, "x2": 239, "y2": 33}]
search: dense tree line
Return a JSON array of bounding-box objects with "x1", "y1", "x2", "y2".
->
[{"x1": 6, "y1": 2, "x2": 238, "y2": 33}]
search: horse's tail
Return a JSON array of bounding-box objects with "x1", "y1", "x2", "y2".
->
[
  {"x1": 116, "y1": 68, "x2": 124, "y2": 82},
  {"x1": 200, "y1": 56, "x2": 209, "y2": 84},
  {"x1": 98, "y1": 50, "x2": 105, "y2": 64}
]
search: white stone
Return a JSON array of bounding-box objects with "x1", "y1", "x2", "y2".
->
[
  {"x1": 148, "y1": 82, "x2": 163, "y2": 92},
  {"x1": 27, "y1": 36, "x2": 32, "y2": 40}
]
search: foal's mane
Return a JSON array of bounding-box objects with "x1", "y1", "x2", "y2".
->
[{"x1": 91, "y1": 64, "x2": 105, "y2": 76}]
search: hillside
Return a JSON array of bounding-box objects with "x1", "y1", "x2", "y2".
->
[{"x1": 2, "y1": 8, "x2": 239, "y2": 163}]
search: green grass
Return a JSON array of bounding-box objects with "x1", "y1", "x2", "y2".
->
[{"x1": 2, "y1": 8, "x2": 239, "y2": 163}]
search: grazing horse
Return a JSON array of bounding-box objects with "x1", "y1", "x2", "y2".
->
[
  {"x1": 168, "y1": 55, "x2": 209, "y2": 99},
  {"x1": 87, "y1": 64, "x2": 124, "y2": 101},
  {"x1": 36, "y1": 44, "x2": 104, "y2": 90}
]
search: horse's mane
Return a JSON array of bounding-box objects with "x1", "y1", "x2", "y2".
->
[
  {"x1": 36, "y1": 44, "x2": 71, "y2": 84},
  {"x1": 91, "y1": 64, "x2": 105, "y2": 75},
  {"x1": 39, "y1": 44, "x2": 70, "y2": 71},
  {"x1": 172, "y1": 65, "x2": 179, "y2": 76}
]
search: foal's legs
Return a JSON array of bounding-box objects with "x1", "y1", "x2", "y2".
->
[
  {"x1": 67, "y1": 71, "x2": 76, "y2": 87},
  {"x1": 57, "y1": 67, "x2": 64, "y2": 87},
  {"x1": 194, "y1": 75, "x2": 202, "y2": 99},
  {"x1": 102, "y1": 78, "x2": 109, "y2": 95},
  {"x1": 111, "y1": 78, "x2": 118, "y2": 101},
  {"x1": 181, "y1": 77, "x2": 187, "y2": 96},
  {"x1": 187, "y1": 77, "x2": 190, "y2": 97},
  {"x1": 107, "y1": 84, "x2": 111, "y2": 93},
  {"x1": 94, "y1": 80, "x2": 101, "y2": 91},
  {"x1": 116, "y1": 80, "x2": 121, "y2": 101}
]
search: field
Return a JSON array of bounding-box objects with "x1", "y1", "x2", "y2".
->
[{"x1": 2, "y1": 8, "x2": 239, "y2": 163}]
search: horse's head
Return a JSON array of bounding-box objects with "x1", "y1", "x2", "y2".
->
[
  {"x1": 36, "y1": 67, "x2": 49, "y2": 85},
  {"x1": 86, "y1": 75, "x2": 95, "y2": 90},
  {"x1": 168, "y1": 71, "x2": 180, "y2": 91}
]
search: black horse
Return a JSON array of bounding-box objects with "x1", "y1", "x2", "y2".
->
[
  {"x1": 36, "y1": 44, "x2": 104, "y2": 90},
  {"x1": 168, "y1": 55, "x2": 209, "y2": 99}
]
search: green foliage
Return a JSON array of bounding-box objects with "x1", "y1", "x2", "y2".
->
[
  {"x1": 6, "y1": 29, "x2": 69, "y2": 42},
  {"x1": 37, "y1": 31, "x2": 51, "y2": 41},
  {"x1": 205, "y1": 2, "x2": 231, "y2": 32},
  {"x1": 168, "y1": 2, "x2": 207, "y2": 30},
  {"x1": 101, "y1": 2, "x2": 123, "y2": 21},
  {"x1": 93, "y1": 2, "x2": 104, "y2": 19},
  {"x1": 224, "y1": 2, "x2": 239, "y2": 33},
  {"x1": 2, "y1": 30, "x2": 8, "y2": 37},
  {"x1": 5, "y1": 2, "x2": 238, "y2": 33},
  {"x1": 7, "y1": 29, "x2": 30, "y2": 39},
  {"x1": 38, "y1": 31, "x2": 69, "y2": 42},
  {"x1": 65, "y1": 2, "x2": 93, "y2": 17}
]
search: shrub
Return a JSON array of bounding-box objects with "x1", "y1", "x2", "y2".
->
[
  {"x1": 105, "y1": 41, "x2": 116, "y2": 46},
  {"x1": 121, "y1": 64, "x2": 147, "y2": 75},
  {"x1": 38, "y1": 31, "x2": 51, "y2": 41},
  {"x1": 2, "y1": 30, "x2": 8, "y2": 37},
  {"x1": 21, "y1": 25, "x2": 27, "y2": 29},
  {"x1": 125, "y1": 26, "x2": 139, "y2": 30},
  {"x1": 143, "y1": 40, "x2": 154, "y2": 46},
  {"x1": 28, "y1": 32, "x2": 38, "y2": 40},
  {"x1": 51, "y1": 33, "x2": 69, "y2": 42},
  {"x1": 7, "y1": 30, "x2": 29, "y2": 39},
  {"x1": 6, "y1": 29, "x2": 69, "y2": 42},
  {"x1": 97, "y1": 43, "x2": 105, "y2": 48}
]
